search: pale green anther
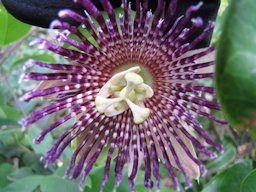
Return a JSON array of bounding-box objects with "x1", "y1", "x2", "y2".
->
[
  {"x1": 108, "y1": 85, "x2": 123, "y2": 92},
  {"x1": 95, "y1": 66, "x2": 154, "y2": 124},
  {"x1": 114, "y1": 101, "x2": 124, "y2": 110},
  {"x1": 134, "y1": 87, "x2": 146, "y2": 93},
  {"x1": 127, "y1": 90, "x2": 137, "y2": 102}
]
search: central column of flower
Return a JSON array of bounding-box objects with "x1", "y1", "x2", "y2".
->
[{"x1": 95, "y1": 66, "x2": 154, "y2": 124}]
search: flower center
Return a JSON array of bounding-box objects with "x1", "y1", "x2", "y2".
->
[{"x1": 95, "y1": 66, "x2": 154, "y2": 124}]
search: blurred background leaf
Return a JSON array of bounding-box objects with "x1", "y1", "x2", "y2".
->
[
  {"x1": 2, "y1": 176, "x2": 43, "y2": 192},
  {"x1": 0, "y1": 4, "x2": 31, "y2": 46},
  {"x1": 216, "y1": 0, "x2": 256, "y2": 131},
  {"x1": 202, "y1": 160, "x2": 253, "y2": 192},
  {"x1": 0, "y1": 0, "x2": 255, "y2": 192},
  {"x1": 240, "y1": 169, "x2": 256, "y2": 192},
  {"x1": 40, "y1": 175, "x2": 80, "y2": 192}
]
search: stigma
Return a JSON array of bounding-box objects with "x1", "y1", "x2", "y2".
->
[{"x1": 95, "y1": 66, "x2": 154, "y2": 124}]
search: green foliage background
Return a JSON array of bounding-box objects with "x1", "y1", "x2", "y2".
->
[{"x1": 0, "y1": 0, "x2": 255, "y2": 192}]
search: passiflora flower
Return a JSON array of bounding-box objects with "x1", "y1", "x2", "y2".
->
[{"x1": 20, "y1": 0, "x2": 226, "y2": 191}]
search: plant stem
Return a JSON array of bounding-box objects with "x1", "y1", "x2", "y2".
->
[{"x1": 0, "y1": 27, "x2": 37, "y2": 118}]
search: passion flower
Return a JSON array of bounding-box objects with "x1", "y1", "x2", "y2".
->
[{"x1": 20, "y1": 0, "x2": 226, "y2": 191}]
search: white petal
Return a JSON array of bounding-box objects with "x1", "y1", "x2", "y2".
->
[
  {"x1": 35, "y1": 80, "x2": 67, "y2": 100},
  {"x1": 128, "y1": 136, "x2": 143, "y2": 177},
  {"x1": 178, "y1": 48, "x2": 215, "y2": 74},
  {"x1": 180, "y1": 48, "x2": 215, "y2": 63},
  {"x1": 171, "y1": 128, "x2": 200, "y2": 179}
]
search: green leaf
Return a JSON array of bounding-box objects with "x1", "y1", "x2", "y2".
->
[
  {"x1": 27, "y1": 125, "x2": 53, "y2": 154},
  {"x1": 55, "y1": 155, "x2": 72, "y2": 176},
  {"x1": 83, "y1": 164, "x2": 129, "y2": 192},
  {"x1": 0, "y1": 106, "x2": 22, "y2": 122},
  {"x1": 240, "y1": 169, "x2": 256, "y2": 192},
  {"x1": 216, "y1": 0, "x2": 256, "y2": 131},
  {"x1": 206, "y1": 144, "x2": 236, "y2": 171},
  {"x1": 12, "y1": 53, "x2": 56, "y2": 68},
  {"x1": 21, "y1": 152, "x2": 39, "y2": 166},
  {"x1": 0, "y1": 128, "x2": 24, "y2": 146},
  {"x1": 0, "y1": 163, "x2": 13, "y2": 188},
  {"x1": 2, "y1": 176, "x2": 43, "y2": 192},
  {"x1": 0, "y1": 145, "x2": 25, "y2": 158},
  {"x1": 0, "y1": 4, "x2": 31, "y2": 46},
  {"x1": 8, "y1": 167, "x2": 34, "y2": 180},
  {"x1": 40, "y1": 175, "x2": 80, "y2": 192},
  {"x1": 202, "y1": 160, "x2": 253, "y2": 192},
  {"x1": 30, "y1": 161, "x2": 52, "y2": 175}
]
